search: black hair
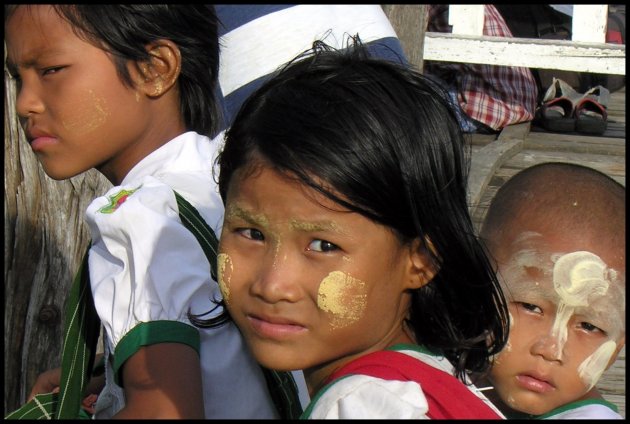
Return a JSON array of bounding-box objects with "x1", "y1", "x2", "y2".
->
[
  {"x1": 217, "y1": 38, "x2": 509, "y2": 380},
  {"x1": 6, "y1": 5, "x2": 221, "y2": 137}
]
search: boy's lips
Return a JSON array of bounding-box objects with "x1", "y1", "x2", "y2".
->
[
  {"x1": 515, "y1": 372, "x2": 556, "y2": 393},
  {"x1": 26, "y1": 128, "x2": 58, "y2": 152}
]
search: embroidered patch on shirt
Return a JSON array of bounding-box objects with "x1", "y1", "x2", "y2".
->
[{"x1": 98, "y1": 187, "x2": 140, "y2": 214}]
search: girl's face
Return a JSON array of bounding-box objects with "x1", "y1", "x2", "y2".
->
[
  {"x1": 219, "y1": 163, "x2": 417, "y2": 393},
  {"x1": 489, "y1": 231, "x2": 625, "y2": 416},
  {"x1": 5, "y1": 6, "x2": 166, "y2": 184}
]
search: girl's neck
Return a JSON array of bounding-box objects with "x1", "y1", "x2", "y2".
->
[{"x1": 304, "y1": 325, "x2": 416, "y2": 397}]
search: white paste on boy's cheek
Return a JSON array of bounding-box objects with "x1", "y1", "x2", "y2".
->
[
  {"x1": 317, "y1": 271, "x2": 367, "y2": 329},
  {"x1": 217, "y1": 253, "x2": 232, "y2": 304},
  {"x1": 551, "y1": 251, "x2": 610, "y2": 359},
  {"x1": 62, "y1": 89, "x2": 110, "y2": 134},
  {"x1": 578, "y1": 340, "x2": 617, "y2": 390}
]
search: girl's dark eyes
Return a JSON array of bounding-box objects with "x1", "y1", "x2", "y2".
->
[
  {"x1": 237, "y1": 228, "x2": 264, "y2": 241},
  {"x1": 307, "y1": 239, "x2": 338, "y2": 253},
  {"x1": 42, "y1": 66, "x2": 65, "y2": 77}
]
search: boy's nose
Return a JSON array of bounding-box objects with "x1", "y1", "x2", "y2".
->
[{"x1": 531, "y1": 333, "x2": 565, "y2": 362}]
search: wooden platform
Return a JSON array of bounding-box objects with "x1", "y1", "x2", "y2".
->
[{"x1": 467, "y1": 86, "x2": 625, "y2": 417}]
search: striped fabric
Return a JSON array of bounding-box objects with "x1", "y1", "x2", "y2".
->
[
  {"x1": 216, "y1": 5, "x2": 407, "y2": 128},
  {"x1": 424, "y1": 4, "x2": 538, "y2": 131}
]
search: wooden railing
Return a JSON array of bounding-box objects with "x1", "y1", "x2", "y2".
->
[{"x1": 423, "y1": 5, "x2": 625, "y2": 75}]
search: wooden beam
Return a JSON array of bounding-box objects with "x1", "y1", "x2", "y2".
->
[{"x1": 424, "y1": 32, "x2": 625, "y2": 75}]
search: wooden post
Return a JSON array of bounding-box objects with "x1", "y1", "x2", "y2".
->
[
  {"x1": 381, "y1": 5, "x2": 427, "y2": 71},
  {"x1": 3, "y1": 73, "x2": 111, "y2": 412}
]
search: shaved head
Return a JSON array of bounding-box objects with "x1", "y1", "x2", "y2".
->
[{"x1": 481, "y1": 162, "x2": 625, "y2": 273}]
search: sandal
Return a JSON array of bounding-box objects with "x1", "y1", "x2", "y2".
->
[
  {"x1": 575, "y1": 85, "x2": 609, "y2": 135},
  {"x1": 538, "y1": 78, "x2": 582, "y2": 132}
]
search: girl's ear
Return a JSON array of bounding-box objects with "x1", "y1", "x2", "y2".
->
[
  {"x1": 405, "y1": 237, "x2": 439, "y2": 290},
  {"x1": 133, "y1": 39, "x2": 182, "y2": 98}
]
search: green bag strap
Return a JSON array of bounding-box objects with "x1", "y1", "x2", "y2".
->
[
  {"x1": 55, "y1": 247, "x2": 101, "y2": 419},
  {"x1": 173, "y1": 191, "x2": 303, "y2": 420}
]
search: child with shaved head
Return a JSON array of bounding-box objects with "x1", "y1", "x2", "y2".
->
[{"x1": 479, "y1": 162, "x2": 625, "y2": 419}]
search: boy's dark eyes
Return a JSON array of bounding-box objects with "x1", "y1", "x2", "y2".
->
[
  {"x1": 579, "y1": 321, "x2": 605, "y2": 335},
  {"x1": 518, "y1": 302, "x2": 542, "y2": 314}
]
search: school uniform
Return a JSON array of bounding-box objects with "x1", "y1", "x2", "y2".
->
[
  {"x1": 301, "y1": 344, "x2": 505, "y2": 419},
  {"x1": 86, "y1": 131, "x2": 278, "y2": 418}
]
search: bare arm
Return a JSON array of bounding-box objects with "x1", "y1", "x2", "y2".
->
[{"x1": 112, "y1": 343, "x2": 204, "y2": 419}]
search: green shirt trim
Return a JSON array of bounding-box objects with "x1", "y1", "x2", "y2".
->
[
  {"x1": 113, "y1": 320, "x2": 200, "y2": 386},
  {"x1": 533, "y1": 398, "x2": 619, "y2": 419}
]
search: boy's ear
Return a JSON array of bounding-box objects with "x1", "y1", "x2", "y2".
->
[
  {"x1": 134, "y1": 39, "x2": 182, "y2": 98},
  {"x1": 405, "y1": 237, "x2": 440, "y2": 290}
]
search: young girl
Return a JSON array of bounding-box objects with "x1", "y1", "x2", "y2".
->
[
  {"x1": 5, "y1": 5, "x2": 282, "y2": 418},
  {"x1": 216, "y1": 39, "x2": 510, "y2": 418}
]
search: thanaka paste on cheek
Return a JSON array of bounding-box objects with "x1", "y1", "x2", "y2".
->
[
  {"x1": 217, "y1": 253, "x2": 232, "y2": 304},
  {"x1": 551, "y1": 251, "x2": 610, "y2": 359},
  {"x1": 61, "y1": 89, "x2": 110, "y2": 135},
  {"x1": 317, "y1": 271, "x2": 367, "y2": 329},
  {"x1": 578, "y1": 340, "x2": 617, "y2": 390}
]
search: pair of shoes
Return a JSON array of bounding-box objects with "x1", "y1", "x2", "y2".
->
[
  {"x1": 537, "y1": 78, "x2": 609, "y2": 135},
  {"x1": 538, "y1": 78, "x2": 582, "y2": 132},
  {"x1": 574, "y1": 85, "x2": 609, "y2": 135}
]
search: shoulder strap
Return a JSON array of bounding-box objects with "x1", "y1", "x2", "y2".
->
[
  {"x1": 173, "y1": 191, "x2": 220, "y2": 280},
  {"x1": 173, "y1": 191, "x2": 303, "y2": 419},
  {"x1": 327, "y1": 350, "x2": 501, "y2": 419}
]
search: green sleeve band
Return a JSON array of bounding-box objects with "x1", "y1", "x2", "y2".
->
[{"x1": 113, "y1": 320, "x2": 200, "y2": 386}]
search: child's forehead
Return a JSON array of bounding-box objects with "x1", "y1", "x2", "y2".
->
[{"x1": 500, "y1": 233, "x2": 625, "y2": 314}]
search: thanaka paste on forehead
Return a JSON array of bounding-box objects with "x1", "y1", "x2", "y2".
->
[
  {"x1": 225, "y1": 204, "x2": 270, "y2": 228},
  {"x1": 217, "y1": 253, "x2": 232, "y2": 304},
  {"x1": 317, "y1": 271, "x2": 367, "y2": 329},
  {"x1": 289, "y1": 219, "x2": 345, "y2": 234},
  {"x1": 550, "y1": 251, "x2": 611, "y2": 359},
  {"x1": 61, "y1": 89, "x2": 110, "y2": 135}
]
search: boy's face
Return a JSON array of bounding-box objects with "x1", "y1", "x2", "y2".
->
[
  {"x1": 5, "y1": 6, "x2": 154, "y2": 183},
  {"x1": 489, "y1": 230, "x2": 625, "y2": 415},
  {"x1": 219, "y1": 163, "x2": 416, "y2": 391}
]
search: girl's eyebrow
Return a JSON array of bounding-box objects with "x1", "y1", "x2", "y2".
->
[
  {"x1": 289, "y1": 219, "x2": 346, "y2": 234},
  {"x1": 225, "y1": 205, "x2": 269, "y2": 227}
]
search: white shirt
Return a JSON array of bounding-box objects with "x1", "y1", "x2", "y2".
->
[
  {"x1": 86, "y1": 131, "x2": 278, "y2": 418},
  {"x1": 303, "y1": 345, "x2": 505, "y2": 419}
]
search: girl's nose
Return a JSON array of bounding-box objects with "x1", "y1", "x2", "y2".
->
[
  {"x1": 15, "y1": 77, "x2": 45, "y2": 119},
  {"x1": 250, "y1": 242, "x2": 303, "y2": 304}
]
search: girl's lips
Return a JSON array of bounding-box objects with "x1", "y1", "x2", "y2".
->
[
  {"x1": 247, "y1": 315, "x2": 307, "y2": 340},
  {"x1": 29, "y1": 136, "x2": 58, "y2": 152},
  {"x1": 515, "y1": 374, "x2": 555, "y2": 393}
]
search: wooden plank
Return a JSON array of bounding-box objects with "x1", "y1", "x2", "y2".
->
[
  {"x1": 524, "y1": 133, "x2": 626, "y2": 156},
  {"x1": 424, "y1": 32, "x2": 625, "y2": 75},
  {"x1": 448, "y1": 5, "x2": 484, "y2": 36},
  {"x1": 467, "y1": 123, "x2": 529, "y2": 214},
  {"x1": 381, "y1": 5, "x2": 426, "y2": 71},
  {"x1": 572, "y1": 5, "x2": 608, "y2": 43}
]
